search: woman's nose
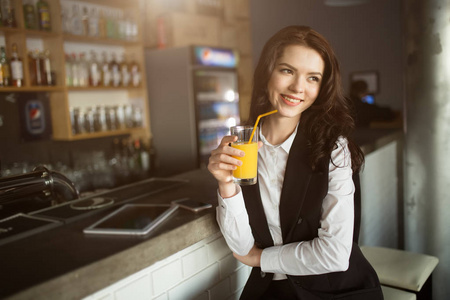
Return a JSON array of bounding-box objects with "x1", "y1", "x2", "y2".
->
[{"x1": 289, "y1": 76, "x2": 304, "y2": 93}]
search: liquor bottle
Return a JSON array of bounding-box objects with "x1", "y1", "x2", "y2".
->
[
  {"x1": 70, "y1": 4, "x2": 83, "y2": 35},
  {"x1": 140, "y1": 139, "x2": 150, "y2": 174},
  {"x1": 78, "y1": 52, "x2": 89, "y2": 87},
  {"x1": 120, "y1": 53, "x2": 130, "y2": 87},
  {"x1": 129, "y1": 54, "x2": 141, "y2": 87},
  {"x1": 81, "y1": 6, "x2": 89, "y2": 36},
  {"x1": 65, "y1": 53, "x2": 72, "y2": 86},
  {"x1": 0, "y1": 47, "x2": 11, "y2": 87},
  {"x1": 88, "y1": 7, "x2": 99, "y2": 37},
  {"x1": 101, "y1": 51, "x2": 111, "y2": 86},
  {"x1": 36, "y1": 0, "x2": 51, "y2": 31},
  {"x1": 1, "y1": 0, "x2": 16, "y2": 28},
  {"x1": 10, "y1": 43, "x2": 23, "y2": 87},
  {"x1": 71, "y1": 53, "x2": 79, "y2": 87},
  {"x1": 28, "y1": 50, "x2": 42, "y2": 85},
  {"x1": 23, "y1": 0, "x2": 37, "y2": 29},
  {"x1": 98, "y1": 9, "x2": 106, "y2": 38},
  {"x1": 88, "y1": 51, "x2": 101, "y2": 87},
  {"x1": 41, "y1": 49, "x2": 52, "y2": 85},
  {"x1": 110, "y1": 53, "x2": 120, "y2": 87}
]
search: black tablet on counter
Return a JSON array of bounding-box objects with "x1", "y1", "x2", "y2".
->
[{"x1": 83, "y1": 204, "x2": 179, "y2": 236}]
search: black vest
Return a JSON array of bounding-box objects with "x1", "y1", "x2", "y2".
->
[{"x1": 240, "y1": 131, "x2": 382, "y2": 300}]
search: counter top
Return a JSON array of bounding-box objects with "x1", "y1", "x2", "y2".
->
[{"x1": 0, "y1": 128, "x2": 402, "y2": 300}]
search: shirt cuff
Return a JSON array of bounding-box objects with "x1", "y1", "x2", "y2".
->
[
  {"x1": 261, "y1": 245, "x2": 284, "y2": 274},
  {"x1": 217, "y1": 185, "x2": 246, "y2": 216}
]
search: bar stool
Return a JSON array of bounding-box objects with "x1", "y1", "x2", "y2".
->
[
  {"x1": 361, "y1": 246, "x2": 439, "y2": 300},
  {"x1": 381, "y1": 286, "x2": 416, "y2": 300}
]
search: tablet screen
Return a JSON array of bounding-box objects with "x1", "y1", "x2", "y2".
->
[{"x1": 84, "y1": 204, "x2": 178, "y2": 235}]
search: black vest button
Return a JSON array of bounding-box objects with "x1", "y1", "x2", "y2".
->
[
  {"x1": 297, "y1": 217, "x2": 303, "y2": 224},
  {"x1": 260, "y1": 271, "x2": 266, "y2": 278}
]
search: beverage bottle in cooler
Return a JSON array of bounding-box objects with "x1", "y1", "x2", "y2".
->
[
  {"x1": 1, "y1": 0, "x2": 16, "y2": 27},
  {"x1": 36, "y1": 0, "x2": 51, "y2": 31},
  {"x1": 0, "y1": 46, "x2": 11, "y2": 86},
  {"x1": 41, "y1": 49, "x2": 53, "y2": 85},
  {"x1": 10, "y1": 43, "x2": 23, "y2": 87},
  {"x1": 23, "y1": 0, "x2": 37, "y2": 29},
  {"x1": 101, "y1": 51, "x2": 111, "y2": 86},
  {"x1": 110, "y1": 53, "x2": 120, "y2": 87}
]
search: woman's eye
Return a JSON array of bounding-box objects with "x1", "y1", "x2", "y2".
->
[
  {"x1": 309, "y1": 76, "x2": 320, "y2": 82},
  {"x1": 281, "y1": 68, "x2": 293, "y2": 75}
]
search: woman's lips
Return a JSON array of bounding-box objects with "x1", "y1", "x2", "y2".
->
[{"x1": 281, "y1": 94, "x2": 303, "y2": 106}]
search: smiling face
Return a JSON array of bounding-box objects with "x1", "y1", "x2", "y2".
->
[{"x1": 267, "y1": 44, "x2": 325, "y2": 121}]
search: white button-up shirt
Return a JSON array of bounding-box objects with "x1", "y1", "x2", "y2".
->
[{"x1": 217, "y1": 127, "x2": 355, "y2": 280}]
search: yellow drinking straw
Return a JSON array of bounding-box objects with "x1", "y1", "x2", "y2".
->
[{"x1": 248, "y1": 109, "x2": 278, "y2": 143}]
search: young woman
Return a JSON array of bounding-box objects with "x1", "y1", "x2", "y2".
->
[{"x1": 208, "y1": 26, "x2": 383, "y2": 299}]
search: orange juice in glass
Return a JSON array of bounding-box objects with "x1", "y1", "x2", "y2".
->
[{"x1": 231, "y1": 126, "x2": 258, "y2": 185}]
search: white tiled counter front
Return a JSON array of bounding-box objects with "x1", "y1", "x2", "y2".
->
[{"x1": 84, "y1": 232, "x2": 251, "y2": 300}]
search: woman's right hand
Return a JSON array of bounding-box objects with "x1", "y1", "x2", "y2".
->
[{"x1": 208, "y1": 135, "x2": 244, "y2": 198}]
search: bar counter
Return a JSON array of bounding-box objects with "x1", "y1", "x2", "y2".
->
[{"x1": 0, "y1": 128, "x2": 402, "y2": 300}]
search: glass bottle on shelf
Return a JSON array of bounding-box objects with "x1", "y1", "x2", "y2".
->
[
  {"x1": 110, "y1": 53, "x2": 120, "y2": 87},
  {"x1": 10, "y1": 43, "x2": 24, "y2": 88},
  {"x1": 88, "y1": 51, "x2": 101, "y2": 87},
  {"x1": 98, "y1": 9, "x2": 106, "y2": 38},
  {"x1": 70, "y1": 4, "x2": 83, "y2": 35},
  {"x1": 78, "y1": 52, "x2": 89, "y2": 87},
  {"x1": 1, "y1": 0, "x2": 16, "y2": 28},
  {"x1": 81, "y1": 5, "x2": 89, "y2": 36},
  {"x1": 130, "y1": 54, "x2": 141, "y2": 87},
  {"x1": 101, "y1": 51, "x2": 111, "y2": 87},
  {"x1": 23, "y1": 0, "x2": 37, "y2": 30},
  {"x1": 61, "y1": 4, "x2": 71, "y2": 33},
  {"x1": 88, "y1": 7, "x2": 99, "y2": 37},
  {"x1": 36, "y1": 0, "x2": 51, "y2": 31},
  {"x1": 106, "y1": 9, "x2": 116, "y2": 39},
  {"x1": 65, "y1": 53, "x2": 72, "y2": 86},
  {"x1": 41, "y1": 49, "x2": 52, "y2": 86},
  {"x1": 71, "y1": 53, "x2": 79, "y2": 87},
  {"x1": 0, "y1": 47, "x2": 11, "y2": 87},
  {"x1": 120, "y1": 53, "x2": 130, "y2": 87},
  {"x1": 28, "y1": 50, "x2": 42, "y2": 86}
]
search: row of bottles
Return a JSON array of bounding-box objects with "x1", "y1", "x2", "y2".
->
[
  {"x1": 65, "y1": 51, "x2": 141, "y2": 88},
  {"x1": 0, "y1": 44, "x2": 24, "y2": 87},
  {"x1": 61, "y1": 2, "x2": 138, "y2": 41},
  {"x1": 70, "y1": 104, "x2": 144, "y2": 135},
  {"x1": 23, "y1": 0, "x2": 52, "y2": 31},
  {"x1": 28, "y1": 48, "x2": 54, "y2": 85},
  {"x1": 1, "y1": 0, "x2": 51, "y2": 30},
  {"x1": 111, "y1": 137, "x2": 155, "y2": 184}
]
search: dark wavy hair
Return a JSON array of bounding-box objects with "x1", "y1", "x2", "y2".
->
[{"x1": 247, "y1": 25, "x2": 364, "y2": 172}]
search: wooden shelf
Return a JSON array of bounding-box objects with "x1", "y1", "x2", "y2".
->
[
  {"x1": 1, "y1": 0, "x2": 149, "y2": 142},
  {"x1": 0, "y1": 86, "x2": 65, "y2": 92},
  {"x1": 67, "y1": 86, "x2": 142, "y2": 91},
  {"x1": 55, "y1": 128, "x2": 144, "y2": 141},
  {"x1": 63, "y1": 33, "x2": 140, "y2": 46}
]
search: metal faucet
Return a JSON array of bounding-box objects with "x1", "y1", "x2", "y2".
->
[{"x1": 0, "y1": 166, "x2": 80, "y2": 205}]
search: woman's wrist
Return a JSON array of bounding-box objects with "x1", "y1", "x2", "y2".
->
[{"x1": 218, "y1": 181, "x2": 238, "y2": 199}]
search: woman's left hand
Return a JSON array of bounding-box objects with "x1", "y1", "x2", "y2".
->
[{"x1": 233, "y1": 244, "x2": 262, "y2": 267}]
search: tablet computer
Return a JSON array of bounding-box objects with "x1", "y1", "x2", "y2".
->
[{"x1": 83, "y1": 204, "x2": 178, "y2": 236}]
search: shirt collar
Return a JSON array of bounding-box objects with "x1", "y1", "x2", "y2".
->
[{"x1": 259, "y1": 122, "x2": 299, "y2": 154}]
